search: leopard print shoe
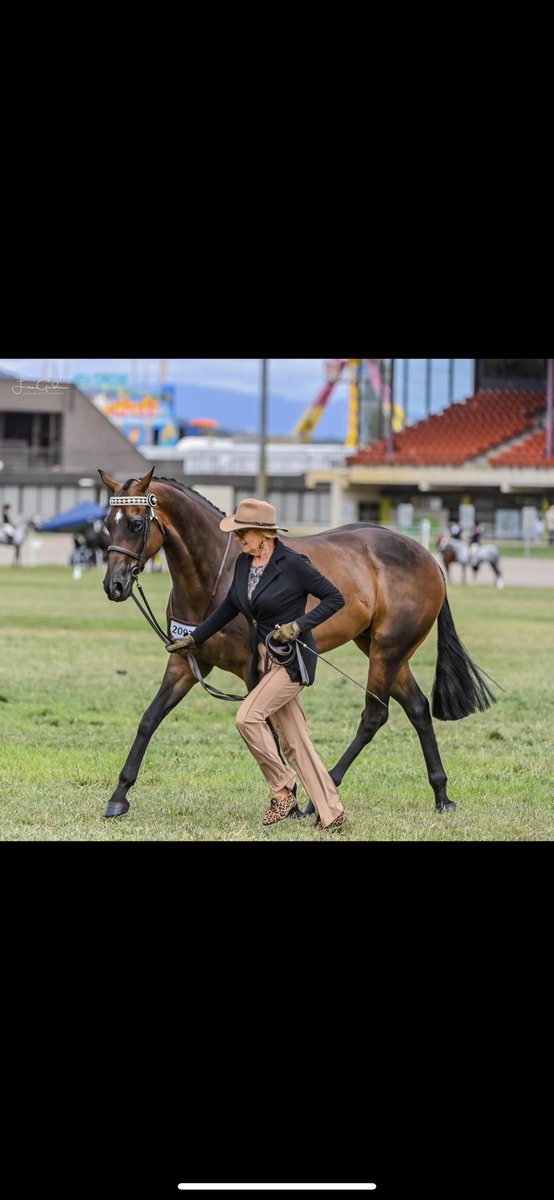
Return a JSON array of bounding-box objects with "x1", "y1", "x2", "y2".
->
[
  {"x1": 262, "y1": 791, "x2": 297, "y2": 826},
  {"x1": 314, "y1": 811, "x2": 347, "y2": 831}
]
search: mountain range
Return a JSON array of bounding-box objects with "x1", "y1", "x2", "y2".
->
[{"x1": 172, "y1": 383, "x2": 347, "y2": 442}]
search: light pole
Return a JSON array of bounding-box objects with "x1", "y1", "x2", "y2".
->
[
  {"x1": 547, "y1": 358, "x2": 553, "y2": 460},
  {"x1": 386, "y1": 358, "x2": 395, "y2": 457},
  {"x1": 257, "y1": 358, "x2": 268, "y2": 499}
]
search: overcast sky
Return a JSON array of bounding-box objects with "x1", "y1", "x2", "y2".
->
[
  {"x1": 0, "y1": 358, "x2": 328, "y2": 405},
  {"x1": 0, "y1": 357, "x2": 474, "y2": 437}
]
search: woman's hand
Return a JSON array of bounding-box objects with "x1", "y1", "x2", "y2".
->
[
  {"x1": 167, "y1": 634, "x2": 196, "y2": 654},
  {"x1": 273, "y1": 621, "x2": 301, "y2": 644}
]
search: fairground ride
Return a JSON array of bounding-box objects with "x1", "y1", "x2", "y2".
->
[{"x1": 291, "y1": 359, "x2": 405, "y2": 446}]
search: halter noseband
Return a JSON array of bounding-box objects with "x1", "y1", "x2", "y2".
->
[{"x1": 107, "y1": 493, "x2": 165, "y2": 573}]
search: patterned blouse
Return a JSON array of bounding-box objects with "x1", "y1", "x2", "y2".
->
[{"x1": 247, "y1": 561, "x2": 269, "y2": 603}]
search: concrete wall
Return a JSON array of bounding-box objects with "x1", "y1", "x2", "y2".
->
[{"x1": 0, "y1": 379, "x2": 148, "y2": 476}]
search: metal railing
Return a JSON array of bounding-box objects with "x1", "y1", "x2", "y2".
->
[{"x1": 0, "y1": 442, "x2": 63, "y2": 469}]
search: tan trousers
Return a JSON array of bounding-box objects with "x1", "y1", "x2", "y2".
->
[{"x1": 235, "y1": 645, "x2": 344, "y2": 829}]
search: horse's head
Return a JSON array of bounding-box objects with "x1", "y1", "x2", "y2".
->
[{"x1": 99, "y1": 467, "x2": 165, "y2": 602}]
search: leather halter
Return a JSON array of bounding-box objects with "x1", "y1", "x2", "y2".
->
[{"x1": 107, "y1": 493, "x2": 165, "y2": 575}]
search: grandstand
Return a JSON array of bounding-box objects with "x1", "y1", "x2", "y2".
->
[
  {"x1": 489, "y1": 428, "x2": 554, "y2": 469},
  {"x1": 347, "y1": 389, "x2": 547, "y2": 468},
  {"x1": 306, "y1": 364, "x2": 554, "y2": 536}
]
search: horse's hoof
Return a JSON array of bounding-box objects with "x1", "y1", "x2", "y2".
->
[
  {"x1": 104, "y1": 799, "x2": 130, "y2": 818},
  {"x1": 436, "y1": 800, "x2": 456, "y2": 813}
]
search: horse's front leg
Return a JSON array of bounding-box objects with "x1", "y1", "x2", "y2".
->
[{"x1": 104, "y1": 657, "x2": 207, "y2": 818}]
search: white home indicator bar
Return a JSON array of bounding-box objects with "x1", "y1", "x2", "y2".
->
[{"x1": 178, "y1": 1187, "x2": 377, "y2": 1193}]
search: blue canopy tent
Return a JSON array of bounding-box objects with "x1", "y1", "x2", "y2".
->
[{"x1": 36, "y1": 502, "x2": 109, "y2": 533}]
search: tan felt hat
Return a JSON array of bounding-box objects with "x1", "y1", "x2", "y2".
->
[{"x1": 219, "y1": 497, "x2": 288, "y2": 535}]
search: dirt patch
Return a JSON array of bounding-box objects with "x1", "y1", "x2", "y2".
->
[{"x1": 433, "y1": 553, "x2": 554, "y2": 588}]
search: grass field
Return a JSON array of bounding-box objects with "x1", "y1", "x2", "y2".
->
[
  {"x1": 499, "y1": 543, "x2": 554, "y2": 559},
  {"x1": 1, "y1": 564, "x2": 553, "y2": 841}
]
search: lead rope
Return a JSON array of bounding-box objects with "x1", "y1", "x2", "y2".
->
[
  {"x1": 130, "y1": 538, "x2": 248, "y2": 702},
  {"x1": 131, "y1": 582, "x2": 389, "y2": 708},
  {"x1": 131, "y1": 583, "x2": 248, "y2": 702},
  {"x1": 118, "y1": 509, "x2": 386, "y2": 708},
  {"x1": 131, "y1": 579, "x2": 171, "y2": 645},
  {"x1": 265, "y1": 631, "x2": 388, "y2": 709}
]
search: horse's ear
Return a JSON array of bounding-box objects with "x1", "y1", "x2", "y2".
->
[
  {"x1": 98, "y1": 469, "x2": 118, "y2": 493},
  {"x1": 137, "y1": 466, "x2": 155, "y2": 494}
]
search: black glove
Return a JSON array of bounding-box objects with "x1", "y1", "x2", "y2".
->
[
  {"x1": 273, "y1": 621, "x2": 301, "y2": 644},
  {"x1": 167, "y1": 634, "x2": 196, "y2": 654}
]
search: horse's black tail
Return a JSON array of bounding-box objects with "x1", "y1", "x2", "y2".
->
[{"x1": 431, "y1": 595, "x2": 496, "y2": 720}]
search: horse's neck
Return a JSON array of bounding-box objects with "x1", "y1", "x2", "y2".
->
[{"x1": 159, "y1": 485, "x2": 235, "y2": 617}]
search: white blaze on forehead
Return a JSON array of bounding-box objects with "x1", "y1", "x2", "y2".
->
[{"x1": 115, "y1": 510, "x2": 122, "y2": 523}]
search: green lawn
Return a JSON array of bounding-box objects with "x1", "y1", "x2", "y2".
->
[
  {"x1": 496, "y1": 543, "x2": 554, "y2": 559},
  {"x1": 1, "y1": 565, "x2": 552, "y2": 840}
]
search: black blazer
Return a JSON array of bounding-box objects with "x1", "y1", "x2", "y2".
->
[{"x1": 191, "y1": 539, "x2": 345, "y2": 687}]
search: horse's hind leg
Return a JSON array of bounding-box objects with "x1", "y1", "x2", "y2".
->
[
  {"x1": 104, "y1": 659, "x2": 204, "y2": 817},
  {"x1": 328, "y1": 696, "x2": 390, "y2": 790},
  {"x1": 390, "y1": 663, "x2": 455, "y2": 813}
]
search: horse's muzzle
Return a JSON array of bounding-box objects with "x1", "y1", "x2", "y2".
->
[{"x1": 103, "y1": 572, "x2": 134, "y2": 602}]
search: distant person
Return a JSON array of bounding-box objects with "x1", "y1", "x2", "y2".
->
[
  {"x1": 534, "y1": 516, "x2": 545, "y2": 545},
  {"x1": 449, "y1": 520, "x2": 462, "y2": 540},
  {"x1": 468, "y1": 522, "x2": 483, "y2": 566},
  {"x1": 2, "y1": 503, "x2": 15, "y2": 541},
  {"x1": 545, "y1": 504, "x2": 554, "y2": 547}
]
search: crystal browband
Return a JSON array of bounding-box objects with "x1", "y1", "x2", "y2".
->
[{"x1": 110, "y1": 494, "x2": 158, "y2": 508}]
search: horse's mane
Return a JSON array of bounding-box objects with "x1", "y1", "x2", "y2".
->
[{"x1": 153, "y1": 476, "x2": 227, "y2": 519}]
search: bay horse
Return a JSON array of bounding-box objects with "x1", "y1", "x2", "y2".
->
[
  {"x1": 99, "y1": 468, "x2": 496, "y2": 821},
  {"x1": 437, "y1": 535, "x2": 504, "y2": 588}
]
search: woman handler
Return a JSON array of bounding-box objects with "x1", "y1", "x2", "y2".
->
[{"x1": 167, "y1": 498, "x2": 346, "y2": 831}]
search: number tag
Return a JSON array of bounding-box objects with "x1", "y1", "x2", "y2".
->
[{"x1": 170, "y1": 620, "x2": 197, "y2": 640}]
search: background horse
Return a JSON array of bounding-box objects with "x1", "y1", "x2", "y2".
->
[
  {"x1": 0, "y1": 517, "x2": 34, "y2": 564},
  {"x1": 99, "y1": 468, "x2": 496, "y2": 821},
  {"x1": 70, "y1": 521, "x2": 111, "y2": 569},
  {"x1": 437, "y1": 534, "x2": 504, "y2": 588}
]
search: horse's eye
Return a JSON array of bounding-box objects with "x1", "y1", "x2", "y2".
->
[{"x1": 128, "y1": 517, "x2": 144, "y2": 534}]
